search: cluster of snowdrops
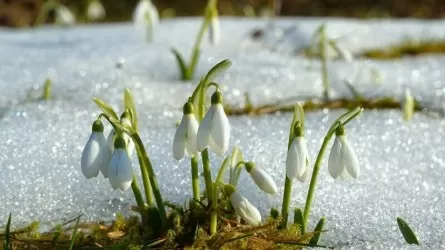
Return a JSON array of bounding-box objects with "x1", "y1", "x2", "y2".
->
[{"x1": 79, "y1": 60, "x2": 362, "y2": 237}]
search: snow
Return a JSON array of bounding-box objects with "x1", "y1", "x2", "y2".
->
[{"x1": 1, "y1": 17, "x2": 445, "y2": 248}]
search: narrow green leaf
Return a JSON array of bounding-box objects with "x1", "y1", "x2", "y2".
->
[
  {"x1": 230, "y1": 146, "x2": 244, "y2": 168},
  {"x1": 171, "y1": 48, "x2": 188, "y2": 80},
  {"x1": 43, "y1": 78, "x2": 52, "y2": 100},
  {"x1": 3, "y1": 213, "x2": 12, "y2": 250},
  {"x1": 203, "y1": 59, "x2": 232, "y2": 84},
  {"x1": 397, "y1": 217, "x2": 419, "y2": 245},
  {"x1": 68, "y1": 215, "x2": 82, "y2": 250},
  {"x1": 293, "y1": 208, "x2": 305, "y2": 234},
  {"x1": 186, "y1": 47, "x2": 201, "y2": 80},
  {"x1": 243, "y1": 92, "x2": 253, "y2": 110},
  {"x1": 309, "y1": 217, "x2": 326, "y2": 245},
  {"x1": 124, "y1": 88, "x2": 139, "y2": 132},
  {"x1": 93, "y1": 97, "x2": 119, "y2": 121}
]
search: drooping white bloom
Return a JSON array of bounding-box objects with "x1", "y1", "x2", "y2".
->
[
  {"x1": 133, "y1": 0, "x2": 159, "y2": 27},
  {"x1": 229, "y1": 190, "x2": 261, "y2": 226},
  {"x1": 55, "y1": 5, "x2": 76, "y2": 26},
  {"x1": 208, "y1": 14, "x2": 220, "y2": 45},
  {"x1": 245, "y1": 162, "x2": 277, "y2": 194},
  {"x1": 402, "y1": 87, "x2": 414, "y2": 121},
  {"x1": 173, "y1": 102, "x2": 199, "y2": 160},
  {"x1": 328, "y1": 131, "x2": 360, "y2": 180},
  {"x1": 108, "y1": 137, "x2": 134, "y2": 191},
  {"x1": 87, "y1": 0, "x2": 106, "y2": 21},
  {"x1": 286, "y1": 136, "x2": 310, "y2": 182},
  {"x1": 197, "y1": 91, "x2": 230, "y2": 156},
  {"x1": 81, "y1": 120, "x2": 111, "y2": 179}
]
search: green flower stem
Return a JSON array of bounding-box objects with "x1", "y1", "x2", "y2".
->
[
  {"x1": 135, "y1": 152, "x2": 154, "y2": 206},
  {"x1": 185, "y1": 19, "x2": 210, "y2": 80},
  {"x1": 320, "y1": 25, "x2": 329, "y2": 100},
  {"x1": 191, "y1": 156, "x2": 200, "y2": 201},
  {"x1": 280, "y1": 176, "x2": 293, "y2": 228},
  {"x1": 210, "y1": 157, "x2": 230, "y2": 235},
  {"x1": 303, "y1": 108, "x2": 362, "y2": 232},
  {"x1": 201, "y1": 149, "x2": 214, "y2": 203},
  {"x1": 35, "y1": 1, "x2": 58, "y2": 26},
  {"x1": 131, "y1": 176, "x2": 149, "y2": 226},
  {"x1": 131, "y1": 133, "x2": 168, "y2": 230}
]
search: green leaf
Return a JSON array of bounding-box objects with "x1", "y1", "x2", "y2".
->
[
  {"x1": 124, "y1": 88, "x2": 139, "y2": 132},
  {"x1": 186, "y1": 47, "x2": 201, "y2": 80},
  {"x1": 309, "y1": 217, "x2": 326, "y2": 245},
  {"x1": 230, "y1": 146, "x2": 244, "y2": 168},
  {"x1": 203, "y1": 59, "x2": 232, "y2": 84},
  {"x1": 43, "y1": 78, "x2": 52, "y2": 100},
  {"x1": 3, "y1": 213, "x2": 12, "y2": 250},
  {"x1": 171, "y1": 48, "x2": 188, "y2": 80},
  {"x1": 293, "y1": 208, "x2": 305, "y2": 234},
  {"x1": 68, "y1": 215, "x2": 82, "y2": 250},
  {"x1": 397, "y1": 217, "x2": 419, "y2": 245},
  {"x1": 93, "y1": 97, "x2": 119, "y2": 121},
  {"x1": 270, "y1": 208, "x2": 279, "y2": 219}
]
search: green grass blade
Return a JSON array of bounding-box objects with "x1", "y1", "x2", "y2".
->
[
  {"x1": 123, "y1": 88, "x2": 139, "y2": 132},
  {"x1": 3, "y1": 213, "x2": 12, "y2": 250},
  {"x1": 309, "y1": 217, "x2": 326, "y2": 245},
  {"x1": 397, "y1": 217, "x2": 419, "y2": 245},
  {"x1": 68, "y1": 215, "x2": 82, "y2": 250},
  {"x1": 171, "y1": 48, "x2": 188, "y2": 80},
  {"x1": 93, "y1": 97, "x2": 119, "y2": 121},
  {"x1": 43, "y1": 78, "x2": 52, "y2": 100}
]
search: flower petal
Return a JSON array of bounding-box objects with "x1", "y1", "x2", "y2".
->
[
  {"x1": 107, "y1": 130, "x2": 115, "y2": 151},
  {"x1": 173, "y1": 115, "x2": 187, "y2": 161},
  {"x1": 249, "y1": 167, "x2": 277, "y2": 194},
  {"x1": 197, "y1": 106, "x2": 214, "y2": 152},
  {"x1": 295, "y1": 137, "x2": 308, "y2": 177},
  {"x1": 328, "y1": 137, "x2": 344, "y2": 179},
  {"x1": 185, "y1": 115, "x2": 199, "y2": 157},
  {"x1": 342, "y1": 138, "x2": 360, "y2": 178},
  {"x1": 81, "y1": 133, "x2": 102, "y2": 179},
  {"x1": 230, "y1": 191, "x2": 261, "y2": 226},
  {"x1": 210, "y1": 104, "x2": 230, "y2": 155},
  {"x1": 108, "y1": 149, "x2": 133, "y2": 191},
  {"x1": 285, "y1": 139, "x2": 299, "y2": 179}
]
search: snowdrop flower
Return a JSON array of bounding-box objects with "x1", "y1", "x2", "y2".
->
[
  {"x1": 225, "y1": 185, "x2": 261, "y2": 226},
  {"x1": 173, "y1": 101, "x2": 199, "y2": 160},
  {"x1": 108, "y1": 137, "x2": 134, "y2": 191},
  {"x1": 197, "y1": 91, "x2": 230, "y2": 155},
  {"x1": 87, "y1": 0, "x2": 106, "y2": 21},
  {"x1": 106, "y1": 112, "x2": 135, "y2": 156},
  {"x1": 328, "y1": 125, "x2": 360, "y2": 180},
  {"x1": 286, "y1": 123, "x2": 310, "y2": 182},
  {"x1": 208, "y1": 10, "x2": 220, "y2": 45},
  {"x1": 402, "y1": 87, "x2": 414, "y2": 121},
  {"x1": 55, "y1": 5, "x2": 76, "y2": 26},
  {"x1": 133, "y1": 0, "x2": 159, "y2": 27},
  {"x1": 245, "y1": 162, "x2": 277, "y2": 194},
  {"x1": 81, "y1": 120, "x2": 111, "y2": 179}
]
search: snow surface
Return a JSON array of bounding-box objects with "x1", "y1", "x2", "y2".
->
[{"x1": 1, "y1": 18, "x2": 445, "y2": 248}]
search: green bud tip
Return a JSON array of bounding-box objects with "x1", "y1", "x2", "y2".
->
[
  {"x1": 224, "y1": 184, "x2": 236, "y2": 196},
  {"x1": 120, "y1": 111, "x2": 131, "y2": 120},
  {"x1": 114, "y1": 137, "x2": 126, "y2": 149},
  {"x1": 294, "y1": 121, "x2": 304, "y2": 137},
  {"x1": 245, "y1": 162, "x2": 255, "y2": 172},
  {"x1": 92, "y1": 119, "x2": 104, "y2": 132},
  {"x1": 270, "y1": 208, "x2": 279, "y2": 219},
  {"x1": 336, "y1": 124, "x2": 345, "y2": 136},
  {"x1": 183, "y1": 102, "x2": 195, "y2": 115},
  {"x1": 211, "y1": 91, "x2": 223, "y2": 104}
]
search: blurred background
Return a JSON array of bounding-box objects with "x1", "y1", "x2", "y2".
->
[{"x1": 1, "y1": 0, "x2": 445, "y2": 28}]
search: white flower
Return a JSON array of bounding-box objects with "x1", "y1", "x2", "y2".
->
[
  {"x1": 286, "y1": 136, "x2": 310, "y2": 182},
  {"x1": 197, "y1": 91, "x2": 230, "y2": 155},
  {"x1": 87, "y1": 0, "x2": 106, "y2": 21},
  {"x1": 133, "y1": 0, "x2": 159, "y2": 27},
  {"x1": 55, "y1": 5, "x2": 76, "y2": 26},
  {"x1": 208, "y1": 14, "x2": 220, "y2": 45},
  {"x1": 230, "y1": 190, "x2": 261, "y2": 226},
  {"x1": 245, "y1": 162, "x2": 277, "y2": 194},
  {"x1": 328, "y1": 134, "x2": 360, "y2": 180},
  {"x1": 81, "y1": 120, "x2": 111, "y2": 179},
  {"x1": 108, "y1": 138, "x2": 134, "y2": 191},
  {"x1": 173, "y1": 102, "x2": 199, "y2": 160}
]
